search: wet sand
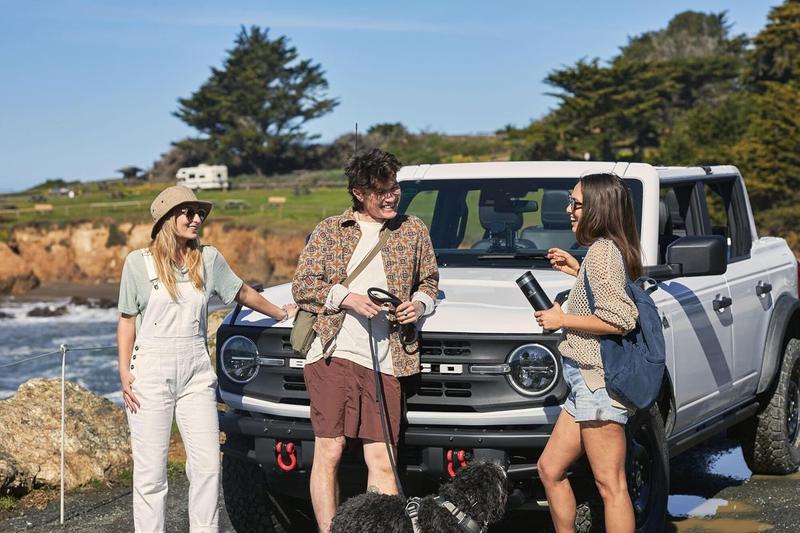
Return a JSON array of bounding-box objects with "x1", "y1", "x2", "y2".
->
[{"x1": 7, "y1": 282, "x2": 120, "y2": 303}]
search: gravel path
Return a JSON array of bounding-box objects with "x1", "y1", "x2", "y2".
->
[{"x1": 2, "y1": 437, "x2": 798, "y2": 532}]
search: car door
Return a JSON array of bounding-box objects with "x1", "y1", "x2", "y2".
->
[
  {"x1": 655, "y1": 182, "x2": 734, "y2": 433},
  {"x1": 700, "y1": 177, "x2": 773, "y2": 399}
]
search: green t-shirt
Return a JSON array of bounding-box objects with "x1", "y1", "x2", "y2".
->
[{"x1": 117, "y1": 246, "x2": 244, "y2": 326}]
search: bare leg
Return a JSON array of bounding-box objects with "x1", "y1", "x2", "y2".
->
[
  {"x1": 537, "y1": 410, "x2": 585, "y2": 533},
  {"x1": 581, "y1": 421, "x2": 634, "y2": 533},
  {"x1": 310, "y1": 436, "x2": 346, "y2": 533},
  {"x1": 363, "y1": 441, "x2": 399, "y2": 495}
]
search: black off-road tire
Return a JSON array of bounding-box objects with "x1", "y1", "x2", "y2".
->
[
  {"x1": 221, "y1": 439, "x2": 315, "y2": 533},
  {"x1": 574, "y1": 405, "x2": 669, "y2": 533},
  {"x1": 740, "y1": 338, "x2": 800, "y2": 474}
]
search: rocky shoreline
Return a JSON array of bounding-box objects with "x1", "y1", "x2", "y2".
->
[{"x1": 0, "y1": 222, "x2": 306, "y2": 297}]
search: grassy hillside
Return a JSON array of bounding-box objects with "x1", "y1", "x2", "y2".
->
[{"x1": 0, "y1": 171, "x2": 354, "y2": 239}]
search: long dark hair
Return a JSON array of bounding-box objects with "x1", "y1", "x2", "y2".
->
[{"x1": 575, "y1": 173, "x2": 642, "y2": 279}]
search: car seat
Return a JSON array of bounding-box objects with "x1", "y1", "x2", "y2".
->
[
  {"x1": 471, "y1": 196, "x2": 537, "y2": 250},
  {"x1": 520, "y1": 190, "x2": 576, "y2": 250}
]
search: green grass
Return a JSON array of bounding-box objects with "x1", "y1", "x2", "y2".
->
[
  {"x1": 117, "y1": 468, "x2": 133, "y2": 483},
  {"x1": 167, "y1": 461, "x2": 185, "y2": 480},
  {"x1": 0, "y1": 175, "x2": 353, "y2": 238},
  {"x1": 0, "y1": 495, "x2": 17, "y2": 511}
]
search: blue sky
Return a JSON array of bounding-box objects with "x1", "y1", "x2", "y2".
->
[{"x1": 0, "y1": 1, "x2": 774, "y2": 192}]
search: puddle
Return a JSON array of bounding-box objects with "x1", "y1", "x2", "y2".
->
[
  {"x1": 671, "y1": 517, "x2": 774, "y2": 532},
  {"x1": 669, "y1": 495, "x2": 729, "y2": 518},
  {"x1": 707, "y1": 446, "x2": 751, "y2": 481},
  {"x1": 669, "y1": 496, "x2": 756, "y2": 518}
]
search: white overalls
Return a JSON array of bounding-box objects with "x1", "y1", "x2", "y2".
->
[{"x1": 126, "y1": 249, "x2": 219, "y2": 533}]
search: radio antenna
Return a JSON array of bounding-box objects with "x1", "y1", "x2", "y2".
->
[{"x1": 354, "y1": 122, "x2": 358, "y2": 155}]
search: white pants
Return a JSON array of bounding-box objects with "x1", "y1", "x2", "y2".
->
[{"x1": 127, "y1": 338, "x2": 219, "y2": 533}]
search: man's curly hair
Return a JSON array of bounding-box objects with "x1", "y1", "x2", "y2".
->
[{"x1": 345, "y1": 148, "x2": 402, "y2": 210}]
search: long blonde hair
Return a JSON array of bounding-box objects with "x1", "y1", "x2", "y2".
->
[{"x1": 150, "y1": 215, "x2": 204, "y2": 300}]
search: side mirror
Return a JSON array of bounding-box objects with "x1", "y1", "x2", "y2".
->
[{"x1": 666, "y1": 235, "x2": 727, "y2": 276}]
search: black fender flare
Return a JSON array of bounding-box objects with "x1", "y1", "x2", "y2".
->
[{"x1": 757, "y1": 293, "x2": 800, "y2": 395}]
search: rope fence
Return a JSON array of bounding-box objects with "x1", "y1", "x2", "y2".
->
[{"x1": 1, "y1": 343, "x2": 117, "y2": 525}]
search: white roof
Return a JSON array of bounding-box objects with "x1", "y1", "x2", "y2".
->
[{"x1": 397, "y1": 161, "x2": 740, "y2": 183}]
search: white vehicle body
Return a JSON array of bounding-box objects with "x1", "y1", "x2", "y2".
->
[
  {"x1": 215, "y1": 161, "x2": 800, "y2": 530},
  {"x1": 176, "y1": 164, "x2": 229, "y2": 190}
]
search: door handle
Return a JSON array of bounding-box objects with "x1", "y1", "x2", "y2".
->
[
  {"x1": 713, "y1": 295, "x2": 732, "y2": 312},
  {"x1": 756, "y1": 281, "x2": 772, "y2": 297}
]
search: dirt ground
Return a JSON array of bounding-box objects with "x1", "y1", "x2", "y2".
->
[{"x1": 1, "y1": 437, "x2": 797, "y2": 532}]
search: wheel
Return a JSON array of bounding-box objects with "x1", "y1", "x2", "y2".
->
[
  {"x1": 222, "y1": 436, "x2": 316, "y2": 533},
  {"x1": 739, "y1": 338, "x2": 800, "y2": 474},
  {"x1": 574, "y1": 405, "x2": 669, "y2": 533},
  {"x1": 627, "y1": 405, "x2": 669, "y2": 532}
]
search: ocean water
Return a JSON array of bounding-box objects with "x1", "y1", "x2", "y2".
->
[{"x1": 0, "y1": 299, "x2": 122, "y2": 403}]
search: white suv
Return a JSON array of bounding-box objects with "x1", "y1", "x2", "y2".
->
[{"x1": 215, "y1": 161, "x2": 800, "y2": 532}]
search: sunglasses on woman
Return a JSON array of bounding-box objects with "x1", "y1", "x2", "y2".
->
[
  {"x1": 568, "y1": 196, "x2": 583, "y2": 211},
  {"x1": 178, "y1": 206, "x2": 208, "y2": 221}
]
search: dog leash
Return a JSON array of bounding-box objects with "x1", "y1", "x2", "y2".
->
[{"x1": 404, "y1": 496, "x2": 487, "y2": 533}]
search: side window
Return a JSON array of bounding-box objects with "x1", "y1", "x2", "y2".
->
[
  {"x1": 657, "y1": 184, "x2": 695, "y2": 264},
  {"x1": 699, "y1": 179, "x2": 752, "y2": 260}
]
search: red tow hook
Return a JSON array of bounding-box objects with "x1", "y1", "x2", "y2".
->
[
  {"x1": 275, "y1": 441, "x2": 298, "y2": 472},
  {"x1": 446, "y1": 449, "x2": 469, "y2": 478}
]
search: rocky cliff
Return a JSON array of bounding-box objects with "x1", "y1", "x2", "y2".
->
[{"x1": 0, "y1": 222, "x2": 307, "y2": 295}]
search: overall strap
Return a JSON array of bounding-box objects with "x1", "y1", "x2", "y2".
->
[{"x1": 141, "y1": 248, "x2": 159, "y2": 288}]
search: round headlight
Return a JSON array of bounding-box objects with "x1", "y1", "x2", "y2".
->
[
  {"x1": 221, "y1": 336, "x2": 260, "y2": 384},
  {"x1": 505, "y1": 343, "x2": 559, "y2": 397}
]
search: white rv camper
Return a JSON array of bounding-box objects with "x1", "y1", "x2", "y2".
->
[{"x1": 176, "y1": 164, "x2": 229, "y2": 190}]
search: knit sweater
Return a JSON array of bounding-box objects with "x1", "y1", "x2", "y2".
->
[{"x1": 558, "y1": 238, "x2": 639, "y2": 393}]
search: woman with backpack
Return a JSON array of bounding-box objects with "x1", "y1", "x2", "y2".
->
[
  {"x1": 534, "y1": 173, "x2": 641, "y2": 533},
  {"x1": 116, "y1": 185, "x2": 297, "y2": 532}
]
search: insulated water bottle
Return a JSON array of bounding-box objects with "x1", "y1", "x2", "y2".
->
[{"x1": 516, "y1": 271, "x2": 553, "y2": 311}]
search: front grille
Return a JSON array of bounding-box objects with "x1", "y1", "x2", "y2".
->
[
  {"x1": 418, "y1": 380, "x2": 472, "y2": 398},
  {"x1": 283, "y1": 375, "x2": 306, "y2": 392},
  {"x1": 420, "y1": 339, "x2": 472, "y2": 356}
]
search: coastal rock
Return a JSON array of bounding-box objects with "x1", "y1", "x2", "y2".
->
[
  {"x1": 0, "y1": 311, "x2": 13, "y2": 319},
  {"x1": 0, "y1": 379, "x2": 131, "y2": 495},
  {"x1": 0, "y1": 241, "x2": 39, "y2": 295},
  {"x1": 27, "y1": 305, "x2": 69, "y2": 317}
]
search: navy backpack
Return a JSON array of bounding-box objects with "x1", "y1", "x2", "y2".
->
[{"x1": 583, "y1": 271, "x2": 666, "y2": 411}]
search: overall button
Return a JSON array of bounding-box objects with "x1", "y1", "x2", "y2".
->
[
  {"x1": 134, "y1": 346, "x2": 139, "y2": 351},
  {"x1": 130, "y1": 365, "x2": 134, "y2": 370},
  {"x1": 132, "y1": 354, "x2": 136, "y2": 359}
]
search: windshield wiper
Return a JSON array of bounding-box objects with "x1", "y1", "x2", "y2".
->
[{"x1": 476, "y1": 253, "x2": 550, "y2": 260}]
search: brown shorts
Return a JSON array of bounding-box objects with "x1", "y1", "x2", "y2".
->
[{"x1": 304, "y1": 357, "x2": 402, "y2": 445}]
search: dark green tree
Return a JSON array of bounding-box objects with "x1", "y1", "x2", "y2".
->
[
  {"x1": 174, "y1": 26, "x2": 338, "y2": 175},
  {"x1": 748, "y1": 0, "x2": 800, "y2": 88}
]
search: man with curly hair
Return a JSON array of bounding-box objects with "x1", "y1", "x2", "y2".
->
[{"x1": 293, "y1": 148, "x2": 439, "y2": 531}]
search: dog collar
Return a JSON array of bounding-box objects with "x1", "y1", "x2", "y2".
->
[
  {"x1": 405, "y1": 497, "x2": 423, "y2": 533},
  {"x1": 433, "y1": 496, "x2": 486, "y2": 533}
]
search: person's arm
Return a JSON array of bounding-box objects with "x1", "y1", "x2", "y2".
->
[
  {"x1": 535, "y1": 303, "x2": 625, "y2": 334},
  {"x1": 292, "y1": 219, "x2": 343, "y2": 314},
  {"x1": 117, "y1": 314, "x2": 139, "y2": 413},
  {"x1": 236, "y1": 284, "x2": 298, "y2": 321}
]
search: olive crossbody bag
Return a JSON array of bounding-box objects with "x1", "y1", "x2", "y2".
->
[{"x1": 290, "y1": 226, "x2": 391, "y2": 355}]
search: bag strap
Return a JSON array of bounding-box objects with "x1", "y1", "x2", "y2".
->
[
  {"x1": 342, "y1": 225, "x2": 390, "y2": 288},
  {"x1": 582, "y1": 268, "x2": 596, "y2": 312}
]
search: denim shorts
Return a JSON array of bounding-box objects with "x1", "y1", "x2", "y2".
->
[{"x1": 561, "y1": 357, "x2": 630, "y2": 425}]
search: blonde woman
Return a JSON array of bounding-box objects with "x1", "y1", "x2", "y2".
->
[{"x1": 117, "y1": 186, "x2": 297, "y2": 532}]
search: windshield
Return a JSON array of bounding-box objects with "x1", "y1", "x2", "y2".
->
[{"x1": 398, "y1": 178, "x2": 643, "y2": 268}]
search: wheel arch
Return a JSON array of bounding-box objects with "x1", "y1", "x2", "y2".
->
[{"x1": 757, "y1": 294, "x2": 800, "y2": 395}]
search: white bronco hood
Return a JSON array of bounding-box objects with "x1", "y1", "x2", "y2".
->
[{"x1": 231, "y1": 267, "x2": 576, "y2": 335}]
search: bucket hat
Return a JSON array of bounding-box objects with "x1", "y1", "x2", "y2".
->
[{"x1": 150, "y1": 186, "x2": 213, "y2": 239}]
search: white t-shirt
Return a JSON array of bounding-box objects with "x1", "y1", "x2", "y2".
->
[{"x1": 306, "y1": 220, "x2": 394, "y2": 374}]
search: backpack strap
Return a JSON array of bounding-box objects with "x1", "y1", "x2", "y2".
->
[
  {"x1": 141, "y1": 248, "x2": 159, "y2": 288},
  {"x1": 582, "y1": 268, "x2": 596, "y2": 312}
]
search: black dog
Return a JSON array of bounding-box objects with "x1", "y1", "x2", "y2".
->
[{"x1": 330, "y1": 462, "x2": 507, "y2": 533}]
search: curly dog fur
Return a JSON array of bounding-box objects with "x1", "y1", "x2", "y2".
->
[{"x1": 329, "y1": 462, "x2": 508, "y2": 533}]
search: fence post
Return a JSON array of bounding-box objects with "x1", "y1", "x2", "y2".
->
[{"x1": 60, "y1": 343, "x2": 67, "y2": 525}]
